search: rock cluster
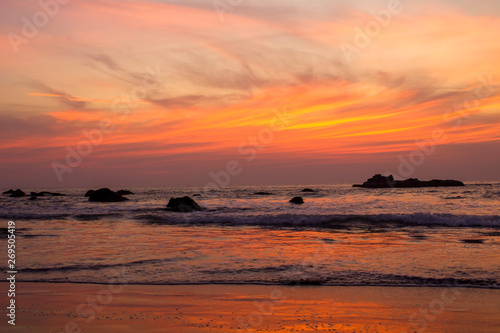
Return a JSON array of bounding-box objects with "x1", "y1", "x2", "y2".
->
[
  {"x1": 2, "y1": 189, "x2": 65, "y2": 198},
  {"x1": 353, "y1": 174, "x2": 465, "y2": 188}
]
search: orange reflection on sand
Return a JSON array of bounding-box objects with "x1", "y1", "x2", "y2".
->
[{"x1": 8, "y1": 283, "x2": 499, "y2": 333}]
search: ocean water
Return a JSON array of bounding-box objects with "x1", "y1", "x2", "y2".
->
[{"x1": 1, "y1": 183, "x2": 499, "y2": 288}]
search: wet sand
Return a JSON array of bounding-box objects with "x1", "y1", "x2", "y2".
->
[{"x1": 1, "y1": 282, "x2": 499, "y2": 332}]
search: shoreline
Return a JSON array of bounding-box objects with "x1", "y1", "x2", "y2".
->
[{"x1": 1, "y1": 282, "x2": 498, "y2": 332}]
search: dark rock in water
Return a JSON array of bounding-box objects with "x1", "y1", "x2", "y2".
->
[
  {"x1": 426, "y1": 179, "x2": 465, "y2": 187},
  {"x1": 289, "y1": 197, "x2": 304, "y2": 204},
  {"x1": 354, "y1": 174, "x2": 465, "y2": 188},
  {"x1": 84, "y1": 190, "x2": 95, "y2": 197},
  {"x1": 254, "y1": 192, "x2": 274, "y2": 195},
  {"x1": 460, "y1": 239, "x2": 485, "y2": 244},
  {"x1": 192, "y1": 194, "x2": 202, "y2": 197},
  {"x1": 88, "y1": 188, "x2": 129, "y2": 202},
  {"x1": 398, "y1": 178, "x2": 423, "y2": 187},
  {"x1": 116, "y1": 190, "x2": 134, "y2": 196},
  {"x1": 10, "y1": 189, "x2": 26, "y2": 197},
  {"x1": 30, "y1": 191, "x2": 65, "y2": 197},
  {"x1": 354, "y1": 174, "x2": 395, "y2": 188},
  {"x1": 29, "y1": 196, "x2": 37, "y2": 200},
  {"x1": 301, "y1": 188, "x2": 315, "y2": 193},
  {"x1": 6, "y1": 189, "x2": 65, "y2": 197},
  {"x1": 166, "y1": 196, "x2": 203, "y2": 212}
]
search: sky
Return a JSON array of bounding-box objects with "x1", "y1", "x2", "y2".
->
[{"x1": 1, "y1": 0, "x2": 499, "y2": 188}]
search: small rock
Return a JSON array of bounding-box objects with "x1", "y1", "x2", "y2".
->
[
  {"x1": 301, "y1": 188, "x2": 315, "y2": 193},
  {"x1": 254, "y1": 192, "x2": 273, "y2": 195},
  {"x1": 116, "y1": 190, "x2": 134, "y2": 196},
  {"x1": 289, "y1": 197, "x2": 304, "y2": 204},
  {"x1": 84, "y1": 190, "x2": 95, "y2": 197},
  {"x1": 10, "y1": 189, "x2": 26, "y2": 197},
  {"x1": 166, "y1": 196, "x2": 203, "y2": 212},
  {"x1": 88, "y1": 188, "x2": 129, "y2": 202},
  {"x1": 30, "y1": 191, "x2": 65, "y2": 197},
  {"x1": 460, "y1": 239, "x2": 485, "y2": 244}
]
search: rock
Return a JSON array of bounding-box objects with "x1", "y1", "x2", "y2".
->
[
  {"x1": 354, "y1": 174, "x2": 395, "y2": 188},
  {"x1": 10, "y1": 189, "x2": 26, "y2": 197},
  {"x1": 30, "y1": 191, "x2": 65, "y2": 197},
  {"x1": 397, "y1": 178, "x2": 422, "y2": 188},
  {"x1": 84, "y1": 190, "x2": 95, "y2": 197},
  {"x1": 192, "y1": 194, "x2": 201, "y2": 197},
  {"x1": 2, "y1": 189, "x2": 15, "y2": 195},
  {"x1": 460, "y1": 239, "x2": 485, "y2": 244},
  {"x1": 116, "y1": 190, "x2": 134, "y2": 196},
  {"x1": 29, "y1": 196, "x2": 37, "y2": 201},
  {"x1": 88, "y1": 188, "x2": 129, "y2": 202},
  {"x1": 254, "y1": 192, "x2": 274, "y2": 195},
  {"x1": 426, "y1": 179, "x2": 466, "y2": 187},
  {"x1": 166, "y1": 196, "x2": 203, "y2": 212},
  {"x1": 301, "y1": 188, "x2": 315, "y2": 193},
  {"x1": 354, "y1": 174, "x2": 465, "y2": 188},
  {"x1": 289, "y1": 197, "x2": 304, "y2": 204}
]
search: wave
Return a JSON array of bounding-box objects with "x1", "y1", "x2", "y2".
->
[
  {"x1": 2, "y1": 210, "x2": 499, "y2": 228},
  {"x1": 0, "y1": 213, "x2": 71, "y2": 220},
  {"x1": 0, "y1": 212, "x2": 123, "y2": 221},
  {"x1": 135, "y1": 212, "x2": 500, "y2": 228},
  {"x1": 13, "y1": 273, "x2": 499, "y2": 289},
  {"x1": 16, "y1": 258, "x2": 184, "y2": 273},
  {"x1": 483, "y1": 191, "x2": 500, "y2": 199},
  {"x1": 73, "y1": 213, "x2": 124, "y2": 220}
]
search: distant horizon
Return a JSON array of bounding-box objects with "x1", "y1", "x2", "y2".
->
[{"x1": 2, "y1": 176, "x2": 499, "y2": 191}]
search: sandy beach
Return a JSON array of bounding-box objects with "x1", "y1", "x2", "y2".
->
[{"x1": 1, "y1": 282, "x2": 499, "y2": 332}]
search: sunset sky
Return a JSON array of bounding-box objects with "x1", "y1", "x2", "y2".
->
[{"x1": 1, "y1": 0, "x2": 499, "y2": 188}]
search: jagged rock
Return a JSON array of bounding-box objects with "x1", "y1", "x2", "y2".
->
[
  {"x1": 166, "y1": 196, "x2": 203, "y2": 212},
  {"x1": 84, "y1": 190, "x2": 95, "y2": 197},
  {"x1": 289, "y1": 197, "x2": 304, "y2": 204},
  {"x1": 88, "y1": 188, "x2": 129, "y2": 202},
  {"x1": 2, "y1": 189, "x2": 15, "y2": 195},
  {"x1": 301, "y1": 188, "x2": 315, "y2": 193},
  {"x1": 353, "y1": 174, "x2": 395, "y2": 188},
  {"x1": 254, "y1": 192, "x2": 274, "y2": 195},
  {"x1": 10, "y1": 189, "x2": 26, "y2": 197},
  {"x1": 116, "y1": 190, "x2": 134, "y2": 196},
  {"x1": 354, "y1": 174, "x2": 465, "y2": 188}
]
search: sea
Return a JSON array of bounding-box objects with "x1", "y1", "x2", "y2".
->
[{"x1": 1, "y1": 183, "x2": 499, "y2": 288}]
